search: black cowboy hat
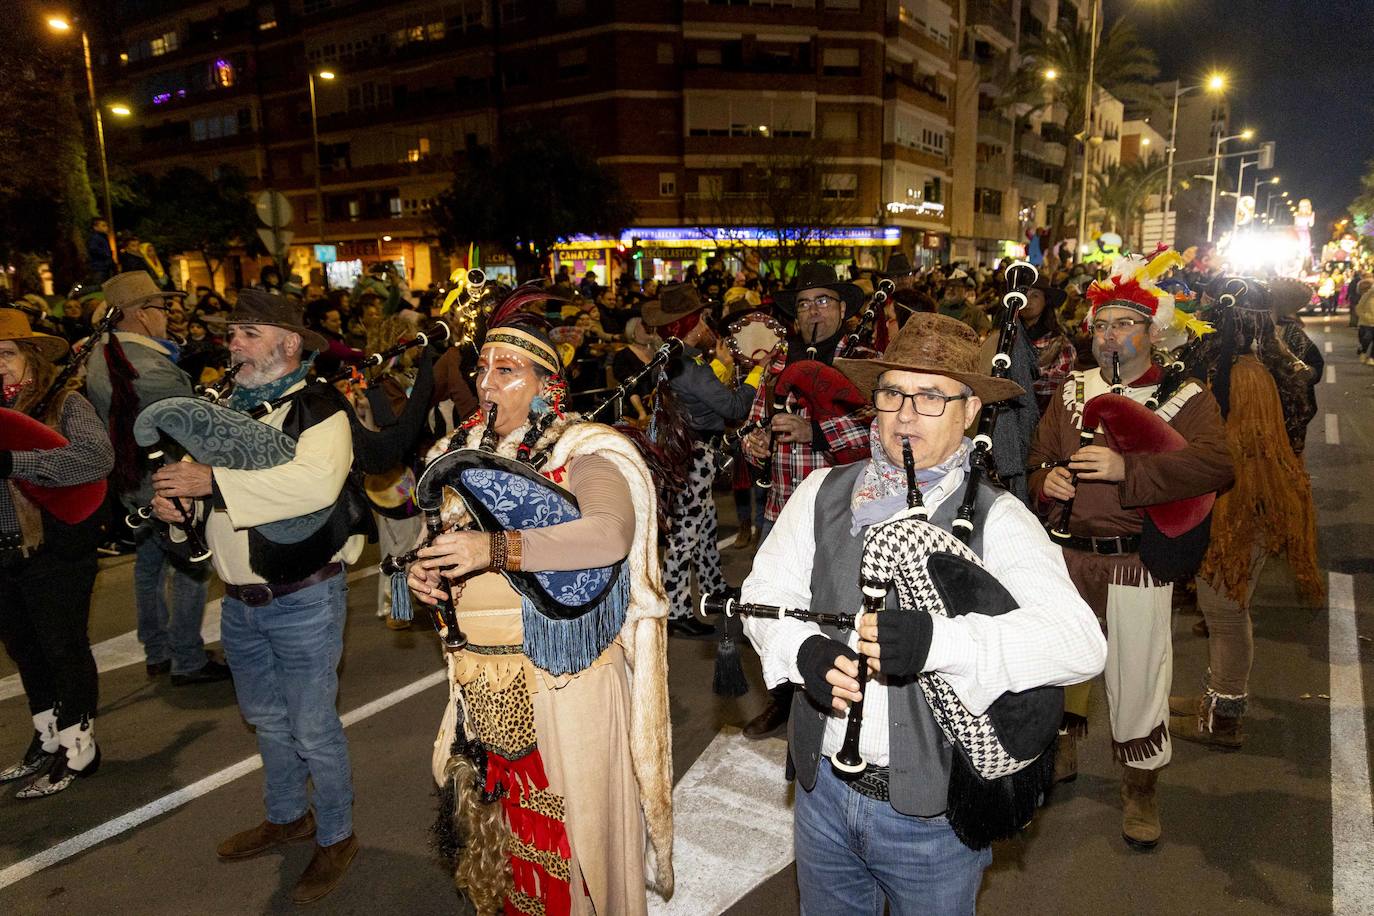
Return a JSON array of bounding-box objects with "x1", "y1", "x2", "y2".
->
[
  {"x1": 1031, "y1": 276, "x2": 1068, "y2": 311},
  {"x1": 208, "y1": 287, "x2": 328, "y2": 352},
  {"x1": 773, "y1": 262, "x2": 865, "y2": 319},
  {"x1": 641, "y1": 283, "x2": 706, "y2": 328}
]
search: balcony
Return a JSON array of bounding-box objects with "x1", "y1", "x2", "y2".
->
[
  {"x1": 977, "y1": 114, "x2": 1013, "y2": 145},
  {"x1": 976, "y1": 160, "x2": 1010, "y2": 188},
  {"x1": 967, "y1": 0, "x2": 1016, "y2": 47},
  {"x1": 1040, "y1": 139, "x2": 1067, "y2": 167},
  {"x1": 883, "y1": 74, "x2": 950, "y2": 119},
  {"x1": 974, "y1": 212, "x2": 1014, "y2": 240}
]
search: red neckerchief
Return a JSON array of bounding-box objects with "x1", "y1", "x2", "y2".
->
[{"x1": 2, "y1": 378, "x2": 32, "y2": 405}]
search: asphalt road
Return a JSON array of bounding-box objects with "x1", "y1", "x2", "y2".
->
[{"x1": 0, "y1": 315, "x2": 1369, "y2": 915}]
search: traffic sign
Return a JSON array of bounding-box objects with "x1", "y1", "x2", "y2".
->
[
  {"x1": 257, "y1": 227, "x2": 295, "y2": 256},
  {"x1": 254, "y1": 190, "x2": 294, "y2": 227}
]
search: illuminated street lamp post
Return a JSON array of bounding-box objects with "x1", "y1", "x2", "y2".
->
[
  {"x1": 47, "y1": 14, "x2": 126, "y2": 259},
  {"x1": 1207, "y1": 128, "x2": 1254, "y2": 243},
  {"x1": 1161, "y1": 73, "x2": 1227, "y2": 220},
  {"x1": 308, "y1": 69, "x2": 335, "y2": 250},
  {"x1": 1074, "y1": 0, "x2": 1101, "y2": 260}
]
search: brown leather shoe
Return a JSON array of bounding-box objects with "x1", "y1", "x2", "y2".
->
[
  {"x1": 217, "y1": 811, "x2": 316, "y2": 860},
  {"x1": 292, "y1": 834, "x2": 359, "y2": 905},
  {"x1": 1051, "y1": 732, "x2": 1078, "y2": 784},
  {"x1": 1120, "y1": 766, "x2": 1161, "y2": 850},
  {"x1": 743, "y1": 687, "x2": 792, "y2": 739}
]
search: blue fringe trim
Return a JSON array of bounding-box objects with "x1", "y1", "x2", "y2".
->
[
  {"x1": 521, "y1": 567, "x2": 629, "y2": 676},
  {"x1": 390, "y1": 569, "x2": 413, "y2": 622}
]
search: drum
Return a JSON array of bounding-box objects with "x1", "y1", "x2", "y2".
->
[
  {"x1": 725, "y1": 312, "x2": 786, "y2": 366},
  {"x1": 364, "y1": 464, "x2": 418, "y2": 519}
]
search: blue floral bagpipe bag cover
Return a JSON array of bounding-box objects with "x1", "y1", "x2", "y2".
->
[{"x1": 416, "y1": 447, "x2": 629, "y2": 677}]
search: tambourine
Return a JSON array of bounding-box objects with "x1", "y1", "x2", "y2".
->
[
  {"x1": 725, "y1": 311, "x2": 786, "y2": 366},
  {"x1": 364, "y1": 464, "x2": 418, "y2": 519}
]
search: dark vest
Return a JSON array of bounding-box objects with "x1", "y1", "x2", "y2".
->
[{"x1": 788, "y1": 460, "x2": 1000, "y2": 816}]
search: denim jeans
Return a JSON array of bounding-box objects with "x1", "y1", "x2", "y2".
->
[
  {"x1": 220, "y1": 571, "x2": 353, "y2": 846},
  {"x1": 133, "y1": 530, "x2": 210, "y2": 674},
  {"x1": 795, "y1": 761, "x2": 991, "y2": 916}
]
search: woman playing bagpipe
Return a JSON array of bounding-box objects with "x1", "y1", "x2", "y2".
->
[
  {"x1": 739, "y1": 311, "x2": 1105, "y2": 915},
  {"x1": 0, "y1": 309, "x2": 113, "y2": 798},
  {"x1": 403, "y1": 285, "x2": 674, "y2": 916}
]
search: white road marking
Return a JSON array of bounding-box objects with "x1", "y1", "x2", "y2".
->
[
  {"x1": 1329, "y1": 572, "x2": 1374, "y2": 914},
  {"x1": 0, "y1": 568, "x2": 376, "y2": 703},
  {"x1": 1325, "y1": 340, "x2": 1333, "y2": 353},
  {"x1": 1325, "y1": 365, "x2": 1336, "y2": 384},
  {"x1": 648, "y1": 728, "x2": 792, "y2": 915},
  {"x1": 1326, "y1": 414, "x2": 1341, "y2": 446},
  {"x1": 0, "y1": 668, "x2": 446, "y2": 892},
  {"x1": 718, "y1": 533, "x2": 736, "y2": 550}
]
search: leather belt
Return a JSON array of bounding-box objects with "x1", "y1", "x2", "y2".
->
[
  {"x1": 832, "y1": 760, "x2": 890, "y2": 802},
  {"x1": 224, "y1": 563, "x2": 343, "y2": 608},
  {"x1": 1058, "y1": 533, "x2": 1142, "y2": 556}
]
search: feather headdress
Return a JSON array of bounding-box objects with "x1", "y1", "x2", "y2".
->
[{"x1": 1086, "y1": 247, "x2": 1213, "y2": 340}]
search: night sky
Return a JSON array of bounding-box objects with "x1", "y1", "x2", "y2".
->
[{"x1": 1107, "y1": 0, "x2": 1374, "y2": 226}]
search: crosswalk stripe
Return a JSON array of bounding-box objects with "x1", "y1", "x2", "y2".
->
[
  {"x1": 649, "y1": 728, "x2": 792, "y2": 915},
  {"x1": 1325, "y1": 365, "x2": 1336, "y2": 384},
  {"x1": 1325, "y1": 340, "x2": 1333, "y2": 353},
  {"x1": 1325, "y1": 414, "x2": 1340, "y2": 446}
]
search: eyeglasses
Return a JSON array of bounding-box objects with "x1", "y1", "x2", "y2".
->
[
  {"x1": 872, "y1": 387, "x2": 969, "y2": 417},
  {"x1": 795, "y1": 295, "x2": 839, "y2": 312},
  {"x1": 142, "y1": 304, "x2": 171, "y2": 314},
  {"x1": 1090, "y1": 317, "x2": 1149, "y2": 336}
]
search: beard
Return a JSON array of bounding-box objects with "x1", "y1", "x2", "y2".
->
[{"x1": 234, "y1": 341, "x2": 292, "y2": 388}]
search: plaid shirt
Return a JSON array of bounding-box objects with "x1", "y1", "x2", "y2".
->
[
  {"x1": 746, "y1": 346, "x2": 876, "y2": 521},
  {"x1": 1031, "y1": 333, "x2": 1077, "y2": 402}
]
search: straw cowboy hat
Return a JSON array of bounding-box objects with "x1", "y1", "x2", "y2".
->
[
  {"x1": 210, "y1": 287, "x2": 328, "y2": 352},
  {"x1": 835, "y1": 312, "x2": 1024, "y2": 404},
  {"x1": 101, "y1": 271, "x2": 186, "y2": 313},
  {"x1": 0, "y1": 308, "x2": 69, "y2": 362}
]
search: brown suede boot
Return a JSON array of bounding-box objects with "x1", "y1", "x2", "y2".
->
[
  {"x1": 1168, "y1": 694, "x2": 1201, "y2": 717},
  {"x1": 731, "y1": 523, "x2": 755, "y2": 551},
  {"x1": 1052, "y1": 732, "x2": 1078, "y2": 784},
  {"x1": 1120, "y1": 767, "x2": 1160, "y2": 850},
  {"x1": 292, "y1": 834, "x2": 359, "y2": 905},
  {"x1": 217, "y1": 811, "x2": 316, "y2": 860},
  {"x1": 1171, "y1": 697, "x2": 1244, "y2": 751}
]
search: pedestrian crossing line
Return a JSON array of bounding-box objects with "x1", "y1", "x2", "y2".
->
[
  {"x1": 648, "y1": 728, "x2": 792, "y2": 915},
  {"x1": 1328, "y1": 572, "x2": 1374, "y2": 914},
  {"x1": 1325, "y1": 414, "x2": 1340, "y2": 446},
  {"x1": 0, "y1": 567, "x2": 377, "y2": 704},
  {"x1": 0, "y1": 668, "x2": 447, "y2": 892},
  {"x1": 1325, "y1": 340, "x2": 1333, "y2": 353},
  {"x1": 1325, "y1": 365, "x2": 1336, "y2": 384}
]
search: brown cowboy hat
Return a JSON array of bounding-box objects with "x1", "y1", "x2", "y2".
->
[
  {"x1": 773, "y1": 262, "x2": 865, "y2": 318},
  {"x1": 101, "y1": 271, "x2": 186, "y2": 314},
  {"x1": 835, "y1": 312, "x2": 1024, "y2": 404},
  {"x1": 0, "y1": 308, "x2": 69, "y2": 362},
  {"x1": 641, "y1": 282, "x2": 706, "y2": 328},
  {"x1": 210, "y1": 287, "x2": 328, "y2": 352}
]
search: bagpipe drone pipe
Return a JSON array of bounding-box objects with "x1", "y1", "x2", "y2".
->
[{"x1": 129, "y1": 324, "x2": 449, "y2": 578}]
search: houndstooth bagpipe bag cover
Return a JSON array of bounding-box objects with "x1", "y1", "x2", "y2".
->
[{"x1": 861, "y1": 512, "x2": 1062, "y2": 848}]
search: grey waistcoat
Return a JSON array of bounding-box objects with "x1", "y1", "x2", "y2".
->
[{"x1": 787, "y1": 460, "x2": 999, "y2": 816}]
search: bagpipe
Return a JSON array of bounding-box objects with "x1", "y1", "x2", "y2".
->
[
  {"x1": 382, "y1": 404, "x2": 631, "y2": 676},
  {"x1": 951, "y1": 260, "x2": 1036, "y2": 544},
  {"x1": 1048, "y1": 350, "x2": 1120, "y2": 544},
  {"x1": 711, "y1": 436, "x2": 1062, "y2": 850},
  {"x1": 0, "y1": 408, "x2": 107, "y2": 525},
  {"x1": 128, "y1": 323, "x2": 450, "y2": 569},
  {"x1": 837, "y1": 277, "x2": 895, "y2": 358}
]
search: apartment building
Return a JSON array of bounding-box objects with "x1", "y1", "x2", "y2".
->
[{"x1": 104, "y1": 0, "x2": 965, "y2": 289}]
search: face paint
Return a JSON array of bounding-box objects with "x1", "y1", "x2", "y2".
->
[
  {"x1": 1090, "y1": 306, "x2": 1155, "y2": 383},
  {"x1": 477, "y1": 346, "x2": 543, "y2": 435}
]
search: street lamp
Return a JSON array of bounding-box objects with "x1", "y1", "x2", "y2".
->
[
  {"x1": 1160, "y1": 72, "x2": 1228, "y2": 228},
  {"x1": 109, "y1": 104, "x2": 132, "y2": 117},
  {"x1": 46, "y1": 13, "x2": 117, "y2": 259},
  {"x1": 1207, "y1": 128, "x2": 1254, "y2": 242},
  {"x1": 1043, "y1": 68, "x2": 1057, "y2": 81},
  {"x1": 1074, "y1": 0, "x2": 1102, "y2": 259},
  {"x1": 308, "y1": 68, "x2": 335, "y2": 249}
]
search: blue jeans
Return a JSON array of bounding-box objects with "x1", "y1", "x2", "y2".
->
[
  {"x1": 795, "y1": 761, "x2": 991, "y2": 916},
  {"x1": 133, "y1": 530, "x2": 210, "y2": 674},
  {"x1": 220, "y1": 572, "x2": 353, "y2": 846}
]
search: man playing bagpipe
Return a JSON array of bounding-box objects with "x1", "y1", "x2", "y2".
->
[
  {"x1": 742, "y1": 313, "x2": 1106, "y2": 915},
  {"x1": 1027, "y1": 251, "x2": 1233, "y2": 849},
  {"x1": 405, "y1": 286, "x2": 673, "y2": 916},
  {"x1": 739, "y1": 262, "x2": 878, "y2": 739},
  {"x1": 84, "y1": 271, "x2": 227, "y2": 686},
  {"x1": 641, "y1": 282, "x2": 764, "y2": 638},
  {"x1": 148, "y1": 289, "x2": 370, "y2": 903}
]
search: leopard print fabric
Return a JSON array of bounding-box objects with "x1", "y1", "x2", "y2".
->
[{"x1": 460, "y1": 665, "x2": 538, "y2": 762}]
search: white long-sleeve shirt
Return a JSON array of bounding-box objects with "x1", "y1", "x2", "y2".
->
[{"x1": 742, "y1": 464, "x2": 1107, "y2": 768}]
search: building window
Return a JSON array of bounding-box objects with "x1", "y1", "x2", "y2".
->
[
  {"x1": 687, "y1": 94, "x2": 814, "y2": 138},
  {"x1": 820, "y1": 109, "x2": 859, "y2": 140},
  {"x1": 923, "y1": 176, "x2": 943, "y2": 204},
  {"x1": 502, "y1": 67, "x2": 530, "y2": 90},
  {"x1": 973, "y1": 188, "x2": 1002, "y2": 216},
  {"x1": 556, "y1": 0, "x2": 586, "y2": 14},
  {"x1": 346, "y1": 81, "x2": 392, "y2": 112},
  {"x1": 659, "y1": 173, "x2": 677, "y2": 196},
  {"x1": 824, "y1": 0, "x2": 860, "y2": 8},
  {"x1": 500, "y1": 0, "x2": 525, "y2": 24},
  {"x1": 149, "y1": 31, "x2": 178, "y2": 57},
  {"x1": 823, "y1": 173, "x2": 858, "y2": 199},
  {"x1": 657, "y1": 43, "x2": 674, "y2": 65},
  {"x1": 190, "y1": 113, "x2": 240, "y2": 142},
  {"x1": 696, "y1": 48, "x2": 722, "y2": 66},
  {"x1": 258, "y1": 3, "x2": 278, "y2": 29},
  {"x1": 557, "y1": 48, "x2": 588, "y2": 80},
  {"x1": 821, "y1": 47, "x2": 860, "y2": 77},
  {"x1": 212, "y1": 58, "x2": 236, "y2": 88},
  {"x1": 698, "y1": 174, "x2": 723, "y2": 198}
]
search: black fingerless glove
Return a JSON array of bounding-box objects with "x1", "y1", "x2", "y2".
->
[
  {"x1": 796, "y1": 633, "x2": 859, "y2": 708},
  {"x1": 0, "y1": 451, "x2": 12, "y2": 479},
  {"x1": 874, "y1": 612, "x2": 935, "y2": 679}
]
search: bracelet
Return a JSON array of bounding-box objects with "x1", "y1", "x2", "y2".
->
[{"x1": 488, "y1": 531, "x2": 523, "y2": 572}]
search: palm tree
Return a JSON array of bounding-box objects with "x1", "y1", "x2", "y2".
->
[
  {"x1": 1090, "y1": 155, "x2": 1165, "y2": 249},
  {"x1": 1020, "y1": 18, "x2": 1163, "y2": 244}
]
